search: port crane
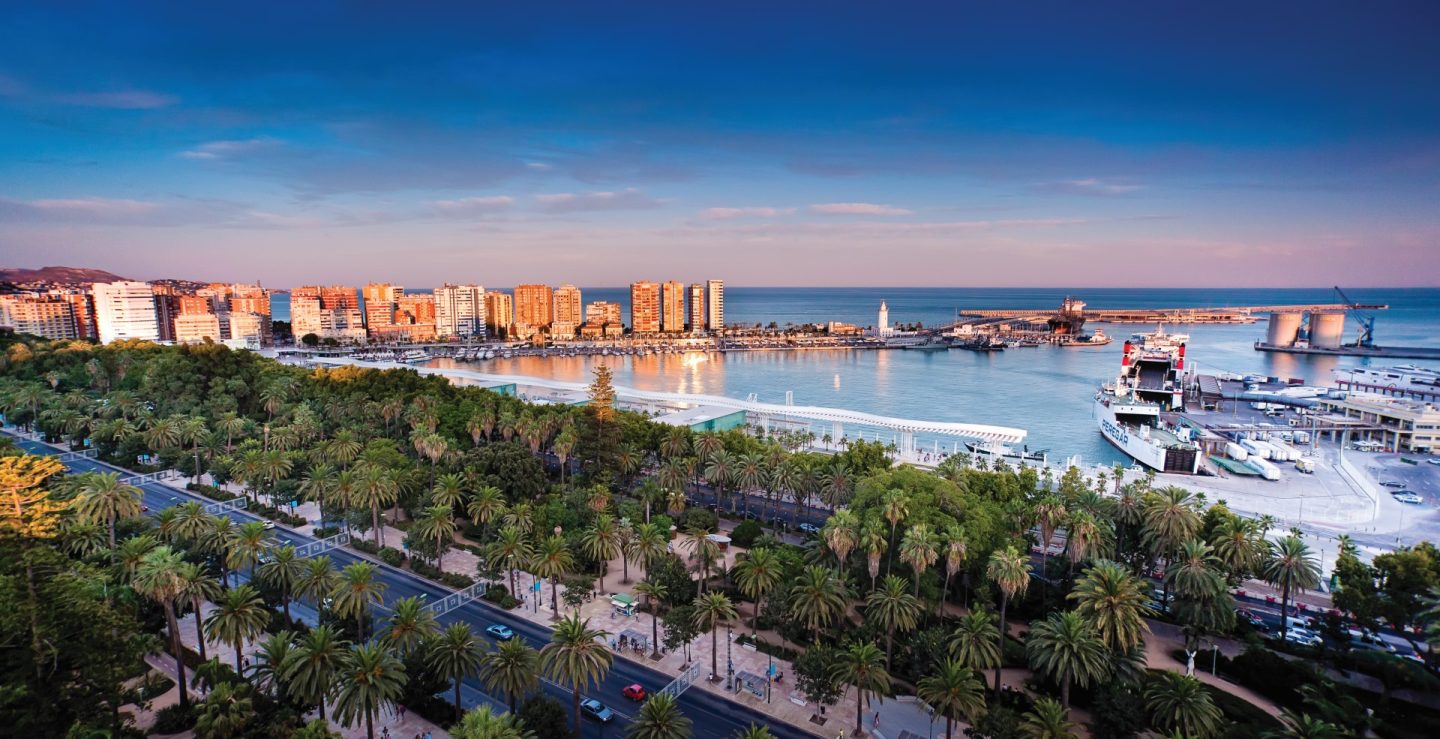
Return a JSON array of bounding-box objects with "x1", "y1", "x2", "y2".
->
[{"x1": 1333, "y1": 286, "x2": 1376, "y2": 348}]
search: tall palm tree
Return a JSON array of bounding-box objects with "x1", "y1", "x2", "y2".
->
[
  {"x1": 431, "y1": 472, "x2": 467, "y2": 512},
  {"x1": 683, "y1": 525, "x2": 721, "y2": 592},
  {"x1": 1143, "y1": 487, "x2": 1202, "y2": 611},
  {"x1": 532, "y1": 535, "x2": 574, "y2": 616},
  {"x1": 74, "y1": 472, "x2": 143, "y2": 550},
  {"x1": 823, "y1": 509, "x2": 859, "y2": 574},
  {"x1": 333, "y1": 642, "x2": 408, "y2": 739},
  {"x1": 866, "y1": 575, "x2": 921, "y2": 669},
  {"x1": 482, "y1": 637, "x2": 541, "y2": 712},
  {"x1": 734, "y1": 724, "x2": 776, "y2": 739},
  {"x1": 283, "y1": 625, "x2": 348, "y2": 722},
  {"x1": 296, "y1": 555, "x2": 339, "y2": 609},
  {"x1": 859, "y1": 519, "x2": 888, "y2": 592},
  {"x1": 178, "y1": 415, "x2": 210, "y2": 484},
  {"x1": 414, "y1": 503, "x2": 458, "y2": 568},
  {"x1": 1034, "y1": 495, "x2": 1067, "y2": 576},
  {"x1": 986, "y1": 546, "x2": 1031, "y2": 698},
  {"x1": 354, "y1": 463, "x2": 398, "y2": 546},
  {"x1": 195, "y1": 681, "x2": 254, "y2": 738},
  {"x1": 172, "y1": 501, "x2": 214, "y2": 545},
  {"x1": 467, "y1": 485, "x2": 506, "y2": 541},
  {"x1": 1263, "y1": 535, "x2": 1321, "y2": 640},
  {"x1": 628, "y1": 693, "x2": 693, "y2": 739},
  {"x1": 900, "y1": 523, "x2": 940, "y2": 597},
  {"x1": 206, "y1": 584, "x2": 269, "y2": 673},
  {"x1": 635, "y1": 580, "x2": 668, "y2": 658},
  {"x1": 833, "y1": 641, "x2": 890, "y2": 738},
  {"x1": 203, "y1": 516, "x2": 238, "y2": 588},
  {"x1": 253, "y1": 630, "x2": 297, "y2": 698},
  {"x1": 176, "y1": 561, "x2": 222, "y2": 662},
  {"x1": 1265, "y1": 710, "x2": 1346, "y2": 739},
  {"x1": 734, "y1": 547, "x2": 783, "y2": 634},
  {"x1": 947, "y1": 607, "x2": 1001, "y2": 683},
  {"x1": 1025, "y1": 610, "x2": 1109, "y2": 708},
  {"x1": 430, "y1": 622, "x2": 486, "y2": 721},
  {"x1": 1019, "y1": 698, "x2": 1079, "y2": 739},
  {"x1": 917, "y1": 659, "x2": 986, "y2": 739},
  {"x1": 541, "y1": 614, "x2": 614, "y2": 739},
  {"x1": 1210, "y1": 517, "x2": 1266, "y2": 583},
  {"x1": 581, "y1": 514, "x2": 622, "y2": 593},
  {"x1": 693, "y1": 591, "x2": 739, "y2": 681},
  {"x1": 226, "y1": 520, "x2": 270, "y2": 582},
  {"x1": 704, "y1": 450, "x2": 735, "y2": 513},
  {"x1": 452, "y1": 706, "x2": 535, "y2": 739},
  {"x1": 382, "y1": 596, "x2": 440, "y2": 655},
  {"x1": 1144, "y1": 672, "x2": 1223, "y2": 739},
  {"x1": 331, "y1": 561, "x2": 387, "y2": 639},
  {"x1": 734, "y1": 451, "x2": 766, "y2": 516},
  {"x1": 1068, "y1": 560, "x2": 1154, "y2": 652},
  {"x1": 490, "y1": 526, "x2": 534, "y2": 599},
  {"x1": 133, "y1": 545, "x2": 193, "y2": 707},
  {"x1": 258, "y1": 543, "x2": 306, "y2": 622},
  {"x1": 941, "y1": 526, "x2": 968, "y2": 613},
  {"x1": 881, "y1": 490, "x2": 909, "y2": 577},
  {"x1": 627, "y1": 522, "x2": 669, "y2": 580},
  {"x1": 789, "y1": 565, "x2": 849, "y2": 644}
]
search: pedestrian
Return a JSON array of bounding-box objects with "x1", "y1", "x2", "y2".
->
[
  {"x1": 874, "y1": 712, "x2": 880, "y2": 729},
  {"x1": 398, "y1": 704, "x2": 406, "y2": 720}
]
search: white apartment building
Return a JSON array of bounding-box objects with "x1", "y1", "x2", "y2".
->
[
  {"x1": 706, "y1": 279, "x2": 725, "y2": 330},
  {"x1": 0, "y1": 295, "x2": 78, "y2": 340},
  {"x1": 93, "y1": 281, "x2": 160, "y2": 344},
  {"x1": 688, "y1": 283, "x2": 705, "y2": 331},
  {"x1": 173, "y1": 312, "x2": 223, "y2": 344},
  {"x1": 435, "y1": 283, "x2": 487, "y2": 339}
]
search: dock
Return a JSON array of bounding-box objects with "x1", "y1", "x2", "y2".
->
[
  {"x1": 1254, "y1": 342, "x2": 1440, "y2": 361},
  {"x1": 957, "y1": 302, "x2": 1384, "y2": 325}
]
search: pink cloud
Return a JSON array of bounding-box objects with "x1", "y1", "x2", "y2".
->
[{"x1": 810, "y1": 202, "x2": 913, "y2": 216}]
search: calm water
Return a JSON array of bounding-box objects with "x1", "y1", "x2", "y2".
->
[{"x1": 398, "y1": 288, "x2": 1440, "y2": 465}]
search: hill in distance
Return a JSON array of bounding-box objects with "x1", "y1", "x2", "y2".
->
[{"x1": 0, "y1": 265, "x2": 130, "y2": 285}]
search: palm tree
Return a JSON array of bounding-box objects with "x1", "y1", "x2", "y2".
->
[
  {"x1": 635, "y1": 580, "x2": 668, "y2": 658},
  {"x1": 1143, "y1": 487, "x2": 1202, "y2": 611},
  {"x1": 704, "y1": 450, "x2": 735, "y2": 512},
  {"x1": 627, "y1": 522, "x2": 669, "y2": 580},
  {"x1": 195, "y1": 681, "x2": 254, "y2": 738},
  {"x1": 541, "y1": 614, "x2": 614, "y2": 739},
  {"x1": 133, "y1": 545, "x2": 193, "y2": 707},
  {"x1": 1144, "y1": 672, "x2": 1223, "y2": 739},
  {"x1": 941, "y1": 526, "x2": 968, "y2": 613},
  {"x1": 258, "y1": 543, "x2": 306, "y2": 623},
  {"x1": 1265, "y1": 710, "x2": 1346, "y2": 739},
  {"x1": 1210, "y1": 517, "x2": 1266, "y2": 582},
  {"x1": 917, "y1": 659, "x2": 986, "y2": 739},
  {"x1": 866, "y1": 575, "x2": 921, "y2": 669},
  {"x1": 1019, "y1": 698, "x2": 1079, "y2": 739},
  {"x1": 900, "y1": 523, "x2": 940, "y2": 597},
  {"x1": 532, "y1": 535, "x2": 574, "y2": 616},
  {"x1": 1025, "y1": 610, "x2": 1108, "y2": 709},
  {"x1": 467, "y1": 485, "x2": 506, "y2": 541},
  {"x1": 986, "y1": 546, "x2": 1031, "y2": 698},
  {"x1": 833, "y1": 641, "x2": 890, "y2": 738},
  {"x1": 881, "y1": 489, "x2": 909, "y2": 577},
  {"x1": 382, "y1": 596, "x2": 440, "y2": 655},
  {"x1": 693, "y1": 591, "x2": 739, "y2": 681},
  {"x1": 74, "y1": 472, "x2": 143, "y2": 550},
  {"x1": 176, "y1": 561, "x2": 222, "y2": 662},
  {"x1": 482, "y1": 637, "x2": 541, "y2": 712},
  {"x1": 734, "y1": 451, "x2": 766, "y2": 516},
  {"x1": 1263, "y1": 535, "x2": 1321, "y2": 640},
  {"x1": 284, "y1": 625, "x2": 348, "y2": 722},
  {"x1": 206, "y1": 584, "x2": 269, "y2": 673},
  {"x1": 226, "y1": 520, "x2": 270, "y2": 582},
  {"x1": 1068, "y1": 560, "x2": 1154, "y2": 652},
  {"x1": 823, "y1": 509, "x2": 859, "y2": 574},
  {"x1": 173, "y1": 501, "x2": 214, "y2": 545},
  {"x1": 947, "y1": 607, "x2": 1002, "y2": 683},
  {"x1": 297, "y1": 555, "x2": 339, "y2": 609},
  {"x1": 490, "y1": 526, "x2": 534, "y2": 599},
  {"x1": 203, "y1": 516, "x2": 238, "y2": 588},
  {"x1": 414, "y1": 503, "x2": 458, "y2": 568},
  {"x1": 430, "y1": 622, "x2": 486, "y2": 721},
  {"x1": 734, "y1": 724, "x2": 776, "y2": 739},
  {"x1": 581, "y1": 514, "x2": 622, "y2": 593},
  {"x1": 452, "y1": 706, "x2": 535, "y2": 739},
  {"x1": 353, "y1": 463, "x2": 398, "y2": 546},
  {"x1": 178, "y1": 415, "x2": 210, "y2": 484},
  {"x1": 331, "y1": 561, "x2": 387, "y2": 638},
  {"x1": 683, "y1": 525, "x2": 721, "y2": 592},
  {"x1": 431, "y1": 472, "x2": 467, "y2": 512},
  {"x1": 789, "y1": 565, "x2": 849, "y2": 643},
  {"x1": 734, "y1": 547, "x2": 783, "y2": 634},
  {"x1": 628, "y1": 692, "x2": 693, "y2": 739},
  {"x1": 860, "y1": 520, "x2": 888, "y2": 592},
  {"x1": 333, "y1": 642, "x2": 408, "y2": 739},
  {"x1": 253, "y1": 630, "x2": 297, "y2": 698}
]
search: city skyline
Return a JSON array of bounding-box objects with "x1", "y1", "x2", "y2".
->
[{"x1": 2, "y1": 3, "x2": 1438, "y2": 287}]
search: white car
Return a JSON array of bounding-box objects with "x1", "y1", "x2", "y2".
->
[
  {"x1": 1285, "y1": 628, "x2": 1322, "y2": 647},
  {"x1": 1394, "y1": 493, "x2": 1424, "y2": 505}
]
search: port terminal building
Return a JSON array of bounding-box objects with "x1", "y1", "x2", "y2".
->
[{"x1": 1312, "y1": 395, "x2": 1440, "y2": 454}]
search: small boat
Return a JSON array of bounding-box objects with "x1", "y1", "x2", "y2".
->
[
  {"x1": 957, "y1": 336, "x2": 1006, "y2": 351},
  {"x1": 399, "y1": 349, "x2": 430, "y2": 363}
]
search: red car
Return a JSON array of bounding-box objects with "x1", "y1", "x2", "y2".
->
[{"x1": 622, "y1": 684, "x2": 646, "y2": 701}]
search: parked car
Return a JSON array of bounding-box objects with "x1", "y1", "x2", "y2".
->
[
  {"x1": 1238, "y1": 609, "x2": 1266, "y2": 629},
  {"x1": 485, "y1": 624, "x2": 515, "y2": 641},
  {"x1": 622, "y1": 684, "x2": 647, "y2": 701},
  {"x1": 580, "y1": 699, "x2": 615, "y2": 722},
  {"x1": 262, "y1": 520, "x2": 276, "y2": 530},
  {"x1": 797, "y1": 523, "x2": 821, "y2": 535},
  {"x1": 1284, "y1": 628, "x2": 1323, "y2": 647},
  {"x1": 1394, "y1": 492, "x2": 1424, "y2": 505},
  {"x1": 1427, "y1": 458, "x2": 1440, "y2": 466},
  {"x1": 1347, "y1": 630, "x2": 1397, "y2": 653},
  {"x1": 1379, "y1": 481, "x2": 1406, "y2": 488}
]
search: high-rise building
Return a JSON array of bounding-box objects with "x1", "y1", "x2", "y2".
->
[
  {"x1": 178, "y1": 295, "x2": 214, "y2": 315},
  {"x1": 396, "y1": 294, "x2": 436, "y2": 324},
  {"x1": 630, "y1": 281, "x2": 661, "y2": 334},
  {"x1": 661, "y1": 281, "x2": 685, "y2": 333},
  {"x1": 688, "y1": 283, "x2": 705, "y2": 332},
  {"x1": 93, "y1": 281, "x2": 160, "y2": 344},
  {"x1": 435, "y1": 284, "x2": 486, "y2": 339},
  {"x1": 59, "y1": 292, "x2": 97, "y2": 340},
  {"x1": 363, "y1": 283, "x2": 404, "y2": 334},
  {"x1": 0, "y1": 296, "x2": 78, "y2": 340},
  {"x1": 227, "y1": 312, "x2": 271, "y2": 348},
  {"x1": 229, "y1": 284, "x2": 271, "y2": 317},
  {"x1": 584, "y1": 301, "x2": 624, "y2": 326},
  {"x1": 484, "y1": 291, "x2": 514, "y2": 339},
  {"x1": 514, "y1": 284, "x2": 553, "y2": 337},
  {"x1": 552, "y1": 284, "x2": 583, "y2": 337},
  {"x1": 290, "y1": 295, "x2": 325, "y2": 339},
  {"x1": 173, "y1": 312, "x2": 223, "y2": 344},
  {"x1": 706, "y1": 279, "x2": 725, "y2": 330},
  {"x1": 151, "y1": 291, "x2": 180, "y2": 342}
]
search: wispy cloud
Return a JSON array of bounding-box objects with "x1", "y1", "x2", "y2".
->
[
  {"x1": 699, "y1": 207, "x2": 796, "y2": 220},
  {"x1": 432, "y1": 195, "x2": 515, "y2": 216},
  {"x1": 534, "y1": 188, "x2": 661, "y2": 213},
  {"x1": 51, "y1": 90, "x2": 178, "y2": 109},
  {"x1": 1032, "y1": 178, "x2": 1145, "y2": 196},
  {"x1": 181, "y1": 137, "x2": 283, "y2": 161},
  {"x1": 18, "y1": 197, "x2": 162, "y2": 217},
  {"x1": 810, "y1": 202, "x2": 913, "y2": 216}
]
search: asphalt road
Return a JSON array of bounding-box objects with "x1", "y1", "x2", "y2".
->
[{"x1": 8, "y1": 432, "x2": 819, "y2": 739}]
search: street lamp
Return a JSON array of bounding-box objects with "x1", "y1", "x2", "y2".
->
[{"x1": 725, "y1": 622, "x2": 734, "y2": 691}]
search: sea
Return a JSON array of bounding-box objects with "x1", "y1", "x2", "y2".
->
[{"x1": 275, "y1": 288, "x2": 1440, "y2": 465}]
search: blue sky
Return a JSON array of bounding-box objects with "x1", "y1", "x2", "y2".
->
[{"x1": 2, "y1": 1, "x2": 1437, "y2": 287}]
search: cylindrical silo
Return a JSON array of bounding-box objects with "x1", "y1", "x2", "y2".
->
[
  {"x1": 1309, "y1": 312, "x2": 1346, "y2": 349},
  {"x1": 1266, "y1": 312, "x2": 1302, "y2": 347}
]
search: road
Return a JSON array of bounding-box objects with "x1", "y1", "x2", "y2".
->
[{"x1": 7, "y1": 431, "x2": 819, "y2": 739}]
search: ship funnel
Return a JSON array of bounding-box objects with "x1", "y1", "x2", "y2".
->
[
  {"x1": 1177, "y1": 343, "x2": 1185, "y2": 370},
  {"x1": 1121, "y1": 341, "x2": 1132, "y2": 366}
]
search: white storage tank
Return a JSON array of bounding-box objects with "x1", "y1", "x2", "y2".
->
[
  {"x1": 1309, "y1": 311, "x2": 1346, "y2": 349},
  {"x1": 1266, "y1": 312, "x2": 1303, "y2": 347}
]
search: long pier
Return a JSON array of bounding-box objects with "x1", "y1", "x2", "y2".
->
[{"x1": 957, "y1": 302, "x2": 1386, "y2": 324}]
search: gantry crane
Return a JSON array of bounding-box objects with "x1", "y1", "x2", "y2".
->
[{"x1": 1333, "y1": 286, "x2": 1376, "y2": 348}]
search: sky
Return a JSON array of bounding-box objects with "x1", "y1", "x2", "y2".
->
[{"x1": 1, "y1": 1, "x2": 1438, "y2": 288}]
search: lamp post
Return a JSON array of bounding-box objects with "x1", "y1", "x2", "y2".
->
[
  {"x1": 725, "y1": 622, "x2": 734, "y2": 691},
  {"x1": 767, "y1": 651, "x2": 774, "y2": 703}
]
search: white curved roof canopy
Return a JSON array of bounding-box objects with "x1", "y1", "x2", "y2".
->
[{"x1": 316, "y1": 359, "x2": 1028, "y2": 445}]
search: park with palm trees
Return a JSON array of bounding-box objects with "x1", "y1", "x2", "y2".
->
[{"x1": 2, "y1": 334, "x2": 1440, "y2": 739}]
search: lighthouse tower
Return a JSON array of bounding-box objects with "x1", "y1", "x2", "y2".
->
[{"x1": 877, "y1": 301, "x2": 891, "y2": 337}]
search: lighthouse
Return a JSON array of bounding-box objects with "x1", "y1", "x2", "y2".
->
[{"x1": 878, "y1": 301, "x2": 891, "y2": 337}]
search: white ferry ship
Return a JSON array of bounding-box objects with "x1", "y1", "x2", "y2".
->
[{"x1": 1094, "y1": 326, "x2": 1201, "y2": 474}]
